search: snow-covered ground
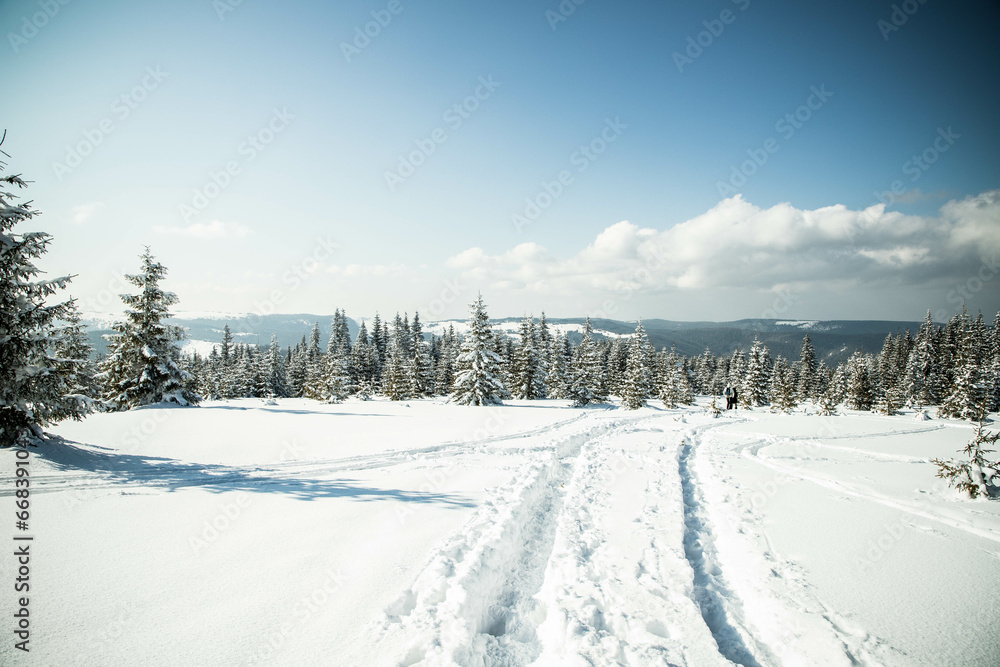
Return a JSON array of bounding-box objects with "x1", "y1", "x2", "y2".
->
[{"x1": 2, "y1": 398, "x2": 999, "y2": 666}]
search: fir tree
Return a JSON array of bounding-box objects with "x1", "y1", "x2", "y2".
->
[
  {"x1": 546, "y1": 331, "x2": 573, "y2": 400},
  {"x1": 796, "y1": 334, "x2": 818, "y2": 400},
  {"x1": 621, "y1": 320, "x2": 653, "y2": 409},
  {"x1": 264, "y1": 334, "x2": 288, "y2": 398},
  {"x1": 742, "y1": 337, "x2": 771, "y2": 407},
  {"x1": 512, "y1": 316, "x2": 547, "y2": 400},
  {"x1": 932, "y1": 415, "x2": 1000, "y2": 499},
  {"x1": 451, "y1": 294, "x2": 508, "y2": 406},
  {"x1": 97, "y1": 248, "x2": 199, "y2": 410},
  {"x1": 939, "y1": 311, "x2": 988, "y2": 421},
  {"x1": 770, "y1": 356, "x2": 797, "y2": 413},
  {"x1": 567, "y1": 318, "x2": 605, "y2": 407},
  {"x1": 0, "y1": 154, "x2": 94, "y2": 445},
  {"x1": 845, "y1": 351, "x2": 875, "y2": 411}
]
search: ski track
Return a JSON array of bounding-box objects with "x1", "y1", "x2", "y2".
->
[
  {"x1": 739, "y1": 435, "x2": 1000, "y2": 545},
  {"x1": 678, "y1": 426, "x2": 767, "y2": 667},
  {"x1": 0, "y1": 412, "x2": 594, "y2": 497},
  {"x1": 371, "y1": 413, "x2": 625, "y2": 666}
]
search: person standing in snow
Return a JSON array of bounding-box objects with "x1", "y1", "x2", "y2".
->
[
  {"x1": 731, "y1": 386, "x2": 739, "y2": 410},
  {"x1": 724, "y1": 385, "x2": 734, "y2": 410}
]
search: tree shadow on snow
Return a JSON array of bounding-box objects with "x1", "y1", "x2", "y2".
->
[{"x1": 32, "y1": 436, "x2": 473, "y2": 508}]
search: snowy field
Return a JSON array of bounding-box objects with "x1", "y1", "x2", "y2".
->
[{"x1": 2, "y1": 398, "x2": 999, "y2": 666}]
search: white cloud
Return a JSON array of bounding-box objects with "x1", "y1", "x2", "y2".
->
[
  {"x1": 153, "y1": 220, "x2": 252, "y2": 239},
  {"x1": 443, "y1": 190, "x2": 1000, "y2": 297},
  {"x1": 71, "y1": 202, "x2": 103, "y2": 224}
]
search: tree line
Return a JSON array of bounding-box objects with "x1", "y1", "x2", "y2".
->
[{"x1": 3, "y1": 150, "x2": 999, "y2": 450}]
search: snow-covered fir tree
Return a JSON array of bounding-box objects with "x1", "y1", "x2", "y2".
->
[
  {"x1": 512, "y1": 316, "x2": 547, "y2": 400},
  {"x1": 567, "y1": 318, "x2": 605, "y2": 407},
  {"x1": 741, "y1": 337, "x2": 771, "y2": 407},
  {"x1": 939, "y1": 309, "x2": 988, "y2": 421},
  {"x1": 97, "y1": 248, "x2": 199, "y2": 410},
  {"x1": 844, "y1": 351, "x2": 875, "y2": 411},
  {"x1": 904, "y1": 311, "x2": 942, "y2": 407},
  {"x1": 795, "y1": 334, "x2": 818, "y2": 400},
  {"x1": 264, "y1": 334, "x2": 288, "y2": 398},
  {"x1": 770, "y1": 356, "x2": 797, "y2": 413},
  {"x1": 451, "y1": 294, "x2": 509, "y2": 406},
  {"x1": 546, "y1": 331, "x2": 573, "y2": 400},
  {"x1": 0, "y1": 156, "x2": 96, "y2": 445},
  {"x1": 621, "y1": 320, "x2": 653, "y2": 409},
  {"x1": 932, "y1": 417, "x2": 1000, "y2": 498}
]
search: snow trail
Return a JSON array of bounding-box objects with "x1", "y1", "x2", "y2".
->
[{"x1": 678, "y1": 429, "x2": 766, "y2": 667}]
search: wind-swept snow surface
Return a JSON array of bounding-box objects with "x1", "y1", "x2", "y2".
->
[{"x1": 1, "y1": 398, "x2": 998, "y2": 665}]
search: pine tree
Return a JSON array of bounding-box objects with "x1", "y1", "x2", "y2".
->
[
  {"x1": 904, "y1": 311, "x2": 943, "y2": 407},
  {"x1": 264, "y1": 334, "x2": 288, "y2": 398},
  {"x1": 546, "y1": 331, "x2": 572, "y2": 400},
  {"x1": 53, "y1": 301, "x2": 100, "y2": 415},
  {"x1": 567, "y1": 318, "x2": 605, "y2": 407},
  {"x1": 451, "y1": 294, "x2": 509, "y2": 406},
  {"x1": 796, "y1": 334, "x2": 818, "y2": 400},
  {"x1": 770, "y1": 356, "x2": 797, "y2": 413},
  {"x1": 620, "y1": 320, "x2": 653, "y2": 409},
  {"x1": 939, "y1": 310, "x2": 988, "y2": 421},
  {"x1": 0, "y1": 155, "x2": 95, "y2": 445},
  {"x1": 512, "y1": 316, "x2": 547, "y2": 400},
  {"x1": 742, "y1": 337, "x2": 771, "y2": 407},
  {"x1": 932, "y1": 415, "x2": 1000, "y2": 498},
  {"x1": 845, "y1": 351, "x2": 875, "y2": 411},
  {"x1": 97, "y1": 248, "x2": 199, "y2": 410}
]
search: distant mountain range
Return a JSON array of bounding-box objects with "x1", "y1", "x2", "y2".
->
[{"x1": 81, "y1": 311, "x2": 923, "y2": 365}]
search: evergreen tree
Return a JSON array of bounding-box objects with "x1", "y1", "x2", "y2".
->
[
  {"x1": 742, "y1": 337, "x2": 771, "y2": 407},
  {"x1": 932, "y1": 416, "x2": 1000, "y2": 499},
  {"x1": 451, "y1": 294, "x2": 508, "y2": 406},
  {"x1": 264, "y1": 334, "x2": 288, "y2": 398},
  {"x1": 0, "y1": 156, "x2": 95, "y2": 445},
  {"x1": 512, "y1": 316, "x2": 547, "y2": 400},
  {"x1": 53, "y1": 301, "x2": 100, "y2": 415},
  {"x1": 546, "y1": 331, "x2": 573, "y2": 400},
  {"x1": 97, "y1": 248, "x2": 199, "y2": 410},
  {"x1": 621, "y1": 320, "x2": 653, "y2": 409},
  {"x1": 567, "y1": 318, "x2": 605, "y2": 407},
  {"x1": 904, "y1": 311, "x2": 942, "y2": 407},
  {"x1": 939, "y1": 310, "x2": 988, "y2": 421},
  {"x1": 845, "y1": 351, "x2": 875, "y2": 411},
  {"x1": 770, "y1": 356, "x2": 798, "y2": 413},
  {"x1": 796, "y1": 334, "x2": 818, "y2": 400}
]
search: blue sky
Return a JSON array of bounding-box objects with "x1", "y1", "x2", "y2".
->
[{"x1": 3, "y1": 0, "x2": 999, "y2": 322}]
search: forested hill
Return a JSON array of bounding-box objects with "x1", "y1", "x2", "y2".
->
[{"x1": 80, "y1": 312, "x2": 924, "y2": 364}]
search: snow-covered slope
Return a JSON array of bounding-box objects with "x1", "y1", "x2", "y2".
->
[{"x1": 2, "y1": 399, "x2": 997, "y2": 665}]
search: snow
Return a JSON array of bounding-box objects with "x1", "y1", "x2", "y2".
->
[
  {"x1": 2, "y1": 399, "x2": 999, "y2": 665},
  {"x1": 180, "y1": 339, "x2": 220, "y2": 357},
  {"x1": 423, "y1": 320, "x2": 628, "y2": 341},
  {"x1": 775, "y1": 320, "x2": 821, "y2": 329}
]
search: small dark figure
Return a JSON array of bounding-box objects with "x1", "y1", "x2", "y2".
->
[
  {"x1": 724, "y1": 385, "x2": 734, "y2": 410},
  {"x1": 731, "y1": 386, "x2": 739, "y2": 410}
]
